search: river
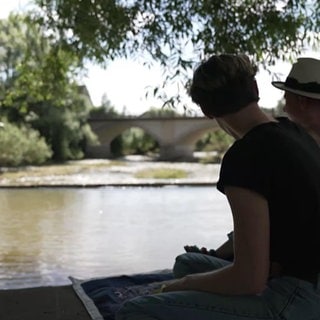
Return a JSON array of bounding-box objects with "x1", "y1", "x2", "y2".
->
[{"x1": 0, "y1": 186, "x2": 232, "y2": 289}]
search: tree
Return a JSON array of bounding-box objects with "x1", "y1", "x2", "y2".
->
[
  {"x1": 89, "y1": 93, "x2": 122, "y2": 118},
  {"x1": 0, "y1": 14, "x2": 97, "y2": 161},
  {"x1": 140, "y1": 106, "x2": 183, "y2": 118},
  {"x1": 33, "y1": 1, "x2": 319, "y2": 66},
  {"x1": 273, "y1": 98, "x2": 286, "y2": 116},
  {"x1": 30, "y1": 0, "x2": 319, "y2": 107}
]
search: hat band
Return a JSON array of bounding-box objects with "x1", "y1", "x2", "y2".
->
[{"x1": 285, "y1": 77, "x2": 320, "y2": 94}]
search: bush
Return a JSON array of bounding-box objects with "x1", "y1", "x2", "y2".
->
[
  {"x1": 112, "y1": 128, "x2": 159, "y2": 156},
  {"x1": 195, "y1": 129, "x2": 234, "y2": 163},
  {"x1": 0, "y1": 119, "x2": 52, "y2": 166}
]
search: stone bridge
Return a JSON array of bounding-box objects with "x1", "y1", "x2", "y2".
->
[{"x1": 87, "y1": 117, "x2": 218, "y2": 161}]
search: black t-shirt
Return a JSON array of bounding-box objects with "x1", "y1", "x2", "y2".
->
[{"x1": 217, "y1": 117, "x2": 320, "y2": 279}]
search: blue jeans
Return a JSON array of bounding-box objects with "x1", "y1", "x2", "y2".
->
[
  {"x1": 173, "y1": 252, "x2": 231, "y2": 278},
  {"x1": 116, "y1": 253, "x2": 320, "y2": 320}
]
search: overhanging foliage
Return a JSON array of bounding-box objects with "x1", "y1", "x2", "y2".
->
[
  {"x1": 30, "y1": 0, "x2": 320, "y2": 107},
  {"x1": 34, "y1": 0, "x2": 320, "y2": 67}
]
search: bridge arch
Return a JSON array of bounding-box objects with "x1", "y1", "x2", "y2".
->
[
  {"x1": 101, "y1": 123, "x2": 160, "y2": 146},
  {"x1": 86, "y1": 117, "x2": 218, "y2": 160}
]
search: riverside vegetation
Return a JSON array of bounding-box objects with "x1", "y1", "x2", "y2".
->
[
  {"x1": 0, "y1": 4, "x2": 295, "y2": 169},
  {"x1": 0, "y1": 14, "x2": 233, "y2": 168}
]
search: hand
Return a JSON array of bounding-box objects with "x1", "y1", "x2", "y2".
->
[
  {"x1": 184, "y1": 245, "x2": 217, "y2": 256},
  {"x1": 160, "y1": 278, "x2": 188, "y2": 293},
  {"x1": 152, "y1": 280, "x2": 179, "y2": 294}
]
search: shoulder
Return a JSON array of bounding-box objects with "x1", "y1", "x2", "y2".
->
[
  {"x1": 223, "y1": 125, "x2": 272, "y2": 162},
  {"x1": 276, "y1": 116, "x2": 314, "y2": 139},
  {"x1": 275, "y1": 117, "x2": 320, "y2": 150}
]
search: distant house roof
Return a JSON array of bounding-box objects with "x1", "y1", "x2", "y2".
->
[{"x1": 78, "y1": 85, "x2": 94, "y2": 108}]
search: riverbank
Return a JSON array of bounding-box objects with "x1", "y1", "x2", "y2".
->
[{"x1": 0, "y1": 156, "x2": 220, "y2": 187}]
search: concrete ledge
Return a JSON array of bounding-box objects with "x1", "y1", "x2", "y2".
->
[{"x1": 0, "y1": 285, "x2": 90, "y2": 320}]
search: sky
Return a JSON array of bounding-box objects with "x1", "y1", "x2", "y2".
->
[{"x1": 2, "y1": 0, "x2": 319, "y2": 115}]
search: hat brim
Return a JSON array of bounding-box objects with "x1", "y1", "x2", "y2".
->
[{"x1": 272, "y1": 81, "x2": 320, "y2": 100}]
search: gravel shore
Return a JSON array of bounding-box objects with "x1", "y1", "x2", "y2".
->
[{"x1": 0, "y1": 157, "x2": 221, "y2": 187}]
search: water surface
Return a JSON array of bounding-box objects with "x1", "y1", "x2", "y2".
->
[{"x1": 0, "y1": 186, "x2": 232, "y2": 289}]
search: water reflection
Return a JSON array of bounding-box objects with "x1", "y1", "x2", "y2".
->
[{"x1": 0, "y1": 187, "x2": 232, "y2": 289}]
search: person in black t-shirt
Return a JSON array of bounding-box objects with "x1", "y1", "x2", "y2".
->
[
  {"x1": 117, "y1": 54, "x2": 320, "y2": 320},
  {"x1": 184, "y1": 57, "x2": 320, "y2": 263}
]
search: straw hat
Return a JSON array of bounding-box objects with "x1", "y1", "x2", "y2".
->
[{"x1": 272, "y1": 57, "x2": 320, "y2": 100}]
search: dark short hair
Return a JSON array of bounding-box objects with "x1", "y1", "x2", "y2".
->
[{"x1": 189, "y1": 54, "x2": 259, "y2": 118}]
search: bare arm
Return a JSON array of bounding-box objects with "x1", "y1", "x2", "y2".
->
[
  {"x1": 165, "y1": 186, "x2": 270, "y2": 295},
  {"x1": 215, "y1": 236, "x2": 234, "y2": 260}
]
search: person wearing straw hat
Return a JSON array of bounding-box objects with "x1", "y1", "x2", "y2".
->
[
  {"x1": 117, "y1": 54, "x2": 320, "y2": 320},
  {"x1": 272, "y1": 57, "x2": 320, "y2": 146}
]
